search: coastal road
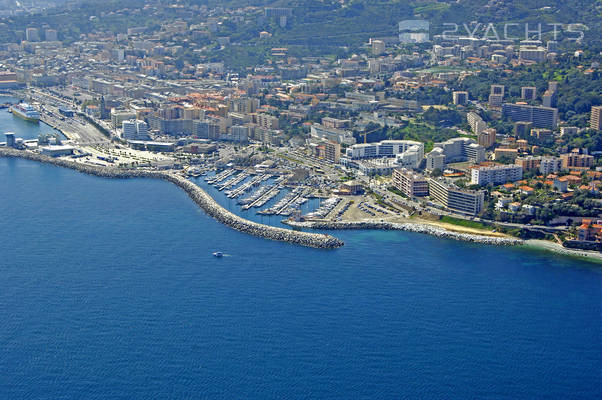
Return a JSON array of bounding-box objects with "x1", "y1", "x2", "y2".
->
[
  {"x1": 367, "y1": 181, "x2": 568, "y2": 234},
  {"x1": 28, "y1": 91, "x2": 110, "y2": 145}
]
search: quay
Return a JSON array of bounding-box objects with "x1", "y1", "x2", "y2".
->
[{"x1": 0, "y1": 148, "x2": 344, "y2": 249}]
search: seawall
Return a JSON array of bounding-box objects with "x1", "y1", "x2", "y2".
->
[
  {"x1": 283, "y1": 219, "x2": 523, "y2": 246},
  {"x1": 0, "y1": 148, "x2": 344, "y2": 249}
]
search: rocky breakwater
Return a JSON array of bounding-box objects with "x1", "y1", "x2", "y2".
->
[
  {"x1": 0, "y1": 148, "x2": 344, "y2": 249},
  {"x1": 284, "y1": 220, "x2": 523, "y2": 246},
  {"x1": 161, "y1": 174, "x2": 344, "y2": 249}
]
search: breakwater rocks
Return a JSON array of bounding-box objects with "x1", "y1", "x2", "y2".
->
[
  {"x1": 0, "y1": 148, "x2": 344, "y2": 249},
  {"x1": 284, "y1": 220, "x2": 523, "y2": 246}
]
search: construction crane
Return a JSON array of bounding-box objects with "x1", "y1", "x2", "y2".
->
[{"x1": 361, "y1": 125, "x2": 383, "y2": 144}]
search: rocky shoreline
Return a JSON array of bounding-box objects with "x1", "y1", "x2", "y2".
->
[
  {"x1": 0, "y1": 148, "x2": 344, "y2": 249},
  {"x1": 283, "y1": 219, "x2": 523, "y2": 246},
  {"x1": 524, "y1": 240, "x2": 602, "y2": 262},
  {"x1": 7, "y1": 148, "x2": 597, "y2": 256}
]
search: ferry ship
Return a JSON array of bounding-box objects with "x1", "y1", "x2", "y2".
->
[{"x1": 10, "y1": 103, "x2": 40, "y2": 122}]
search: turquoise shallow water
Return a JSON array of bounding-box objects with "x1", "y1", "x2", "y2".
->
[{"x1": 1, "y1": 157, "x2": 602, "y2": 399}]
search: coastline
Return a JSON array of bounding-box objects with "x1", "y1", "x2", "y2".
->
[
  {"x1": 2, "y1": 147, "x2": 601, "y2": 261},
  {"x1": 0, "y1": 148, "x2": 344, "y2": 249},
  {"x1": 283, "y1": 219, "x2": 522, "y2": 246},
  {"x1": 283, "y1": 219, "x2": 602, "y2": 262},
  {"x1": 522, "y1": 240, "x2": 602, "y2": 262}
]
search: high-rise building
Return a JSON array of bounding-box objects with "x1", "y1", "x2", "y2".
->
[
  {"x1": 516, "y1": 139, "x2": 529, "y2": 151},
  {"x1": 192, "y1": 120, "x2": 220, "y2": 140},
  {"x1": 229, "y1": 125, "x2": 249, "y2": 143},
  {"x1": 111, "y1": 109, "x2": 136, "y2": 129},
  {"x1": 25, "y1": 27, "x2": 39, "y2": 42},
  {"x1": 539, "y1": 157, "x2": 562, "y2": 175},
  {"x1": 122, "y1": 120, "x2": 149, "y2": 140},
  {"x1": 542, "y1": 81, "x2": 558, "y2": 108},
  {"x1": 467, "y1": 112, "x2": 486, "y2": 134},
  {"x1": 488, "y1": 94, "x2": 504, "y2": 108},
  {"x1": 431, "y1": 137, "x2": 485, "y2": 164},
  {"x1": 371, "y1": 39, "x2": 385, "y2": 55},
  {"x1": 514, "y1": 121, "x2": 533, "y2": 138},
  {"x1": 519, "y1": 45, "x2": 546, "y2": 62},
  {"x1": 494, "y1": 147, "x2": 519, "y2": 161},
  {"x1": 44, "y1": 29, "x2": 58, "y2": 42},
  {"x1": 229, "y1": 97, "x2": 260, "y2": 114},
  {"x1": 471, "y1": 164, "x2": 523, "y2": 186},
  {"x1": 502, "y1": 103, "x2": 558, "y2": 129},
  {"x1": 135, "y1": 120, "x2": 149, "y2": 139},
  {"x1": 521, "y1": 86, "x2": 537, "y2": 100},
  {"x1": 590, "y1": 106, "x2": 602, "y2": 131},
  {"x1": 561, "y1": 153, "x2": 595, "y2": 169},
  {"x1": 453, "y1": 91, "x2": 468, "y2": 106},
  {"x1": 256, "y1": 113, "x2": 279, "y2": 130},
  {"x1": 393, "y1": 168, "x2": 429, "y2": 197},
  {"x1": 428, "y1": 178, "x2": 485, "y2": 215},
  {"x1": 489, "y1": 84, "x2": 505, "y2": 107},
  {"x1": 515, "y1": 156, "x2": 541, "y2": 172},
  {"x1": 345, "y1": 140, "x2": 423, "y2": 159},
  {"x1": 478, "y1": 128, "x2": 496, "y2": 148},
  {"x1": 542, "y1": 90, "x2": 556, "y2": 108},
  {"x1": 425, "y1": 149, "x2": 445, "y2": 171},
  {"x1": 122, "y1": 120, "x2": 137, "y2": 140},
  {"x1": 324, "y1": 141, "x2": 341, "y2": 164},
  {"x1": 491, "y1": 85, "x2": 505, "y2": 96}
]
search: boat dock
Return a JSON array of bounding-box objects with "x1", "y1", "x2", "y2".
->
[
  {"x1": 217, "y1": 172, "x2": 248, "y2": 191},
  {"x1": 258, "y1": 187, "x2": 309, "y2": 216},
  {"x1": 206, "y1": 169, "x2": 235, "y2": 185},
  {"x1": 226, "y1": 174, "x2": 270, "y2": 199}
]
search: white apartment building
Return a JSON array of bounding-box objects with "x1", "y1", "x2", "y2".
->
[
  {"x1": 310, "y1": 123, "x2": 356, "y2": 145},
  {"x1": 426, "y1": 149, "x2": 445, "y2": 171},
  {"x1": 471, "y1": 164, "x2": 523, "y2": 186},
  {"x1": 430, "y1": 137, "x2": 485, "y2": 166},
  {"x1": 428, "y1": 178, "x2": 485, "y2": 215},
  {"x1": 539, "y1": 156, "x2": 562, "y2": 175},
  {"x1": 346, "y1": 140, "x2": 424, "y2": 164},
  {"x1": 122, "y1": 120, "x2": 137, "y2": 140},
  {"x1": 122, "y1": 120, "x2": 150, "y2": 141},
  {"x1": 467, "y1": 112, "x2": 486, "y2": 135}
]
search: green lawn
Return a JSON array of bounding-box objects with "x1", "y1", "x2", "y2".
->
[{"x1": 440, "y1": 216, "x2": 488, "y2": 230}]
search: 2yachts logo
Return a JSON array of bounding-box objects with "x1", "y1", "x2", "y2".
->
[
  {"x1": 398, "y1": 20, "x2": 588, "y2": 43},
  {"x1": 441, "y1": 23, "x2": 588, "y2": 42}
]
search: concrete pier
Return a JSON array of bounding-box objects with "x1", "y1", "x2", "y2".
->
[{"x1": 0, "y1": 148, "x2": 344, "y2": 249}]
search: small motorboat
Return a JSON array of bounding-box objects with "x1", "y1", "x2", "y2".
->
[{"x1": 213, "y1": 252, "x2": 224, "y2": 258}]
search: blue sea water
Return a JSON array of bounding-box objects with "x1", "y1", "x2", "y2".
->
[
  {"x1": 0, "y1": 96, "x2": 63, "y2": 141},
  {"x1": 2, "y1": 113, "x2": 602, "y2": 399}
]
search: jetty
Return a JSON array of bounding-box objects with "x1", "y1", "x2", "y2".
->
[{"x1": 0, "y1": 148, "x2": 344, "y2": 249}]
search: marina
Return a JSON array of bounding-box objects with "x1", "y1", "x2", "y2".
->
[
  {"x1": 305, "y1": 197, "x2": 343, "y2": 220},
  {"x1": 217, "y1": 171, "x2": 249, "y2": 191},
  {"x1": 205, "y1": 169, "x2": 235, "y2": 185},
  {"x1": 226, "y1": 174, "x2": 271, "y2": 199},
  {"x1": 259, "y1": 187, "x2": 309, "y2": 216}
]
